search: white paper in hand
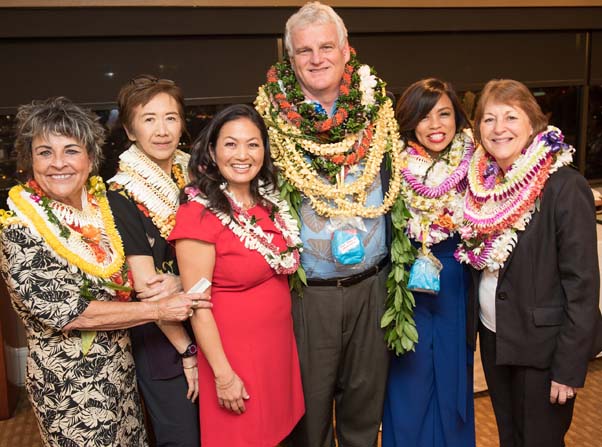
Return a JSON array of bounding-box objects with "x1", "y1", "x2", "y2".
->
[{"x1": 188, "y1": 277, "x2": 211, "y2": 294}]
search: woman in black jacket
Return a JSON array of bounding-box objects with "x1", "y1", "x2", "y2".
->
[{"x1": 456, "y1": 78, "x2": 602, "y2": 447}]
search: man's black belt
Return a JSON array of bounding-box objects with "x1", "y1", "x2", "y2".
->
[{"x1": 306, "y1": 256, "x2": 389, "y2": 288}]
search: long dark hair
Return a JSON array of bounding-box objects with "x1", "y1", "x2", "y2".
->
[
  {"x1": 184, "y1": 104, "x2": 278, "y2": 216},
  {"x1": 396, "y1": 78, "x2": 470, "y2": 144}
]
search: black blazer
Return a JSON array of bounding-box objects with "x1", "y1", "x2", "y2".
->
[{"x1": 467, "y1": 166, "x2": 602, "y2": 387}]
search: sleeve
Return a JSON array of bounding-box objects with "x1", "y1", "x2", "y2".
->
[
  {"x1": 551, "y1": 169, "x2": 601, "y2": 386},
  {"x1": 168, "y1": 201, "x2": 223, "y2": 244},
  {"x1": 107, "y1": 189, "x2": 152, "y2": 257},
  {"x1": 0, "y1": 225, "x2": 90, "y2": 330}
]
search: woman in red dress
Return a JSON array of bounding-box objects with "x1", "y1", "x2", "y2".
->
[{"x1": 169, "y1": 104, "x2": 304, "y2": 447}]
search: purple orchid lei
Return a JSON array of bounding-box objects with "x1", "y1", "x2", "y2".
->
[
  {"x1": 455, "y1": 126, "x2": 574, "y2": 271},
  {"x1": 401, "y1": 133, "x2": 475, "y2": 199}
]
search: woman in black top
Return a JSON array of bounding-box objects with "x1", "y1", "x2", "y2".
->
[{"x1": 107, "y1": 75, "x2": 200, "y2": 446}]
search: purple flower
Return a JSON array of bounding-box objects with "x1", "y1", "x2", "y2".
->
[
  {"x1": 483, "y1": 162, "x2": 499, "y2": 189},
  {"x1": 541, "y1": 130, "x2": 566, "y2": 153}
]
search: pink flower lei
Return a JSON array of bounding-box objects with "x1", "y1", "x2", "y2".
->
[
  {"x1": 401, "y1": 132, "x2": 474, "y2": 199},
  {"x1": 400, "y1": 130, "x2": 474, "y2": 248},
  {"x1": 455, "y1": 126, "x2": 574, "y2": 271}
]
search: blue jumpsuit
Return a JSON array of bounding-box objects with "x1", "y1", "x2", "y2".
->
[{"x1": 383, "y1": 235, "x2": 475, "y2": 447}]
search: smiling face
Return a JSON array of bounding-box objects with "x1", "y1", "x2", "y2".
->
[
  {"x1": 124, "y1": 92, "x2": 183, "y2": 172},
  {"x1": 414, "y1": 93, "x2": 456, "y2": 154},
  {"x1": 213, "y1": 117, "x2": 265, "y2": 198},
  {"x1": 289, "y1": 22, "x2": 350, "y2": 106},
  {"x1": 32, "y1": 133, "x2": 92, "y2": 209},
  {"x1": 479, "y1": 101, "x2": 534, "y2": 172}
]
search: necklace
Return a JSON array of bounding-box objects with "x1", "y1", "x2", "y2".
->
[
  {"x1": 185, "y1": 184, "x2": 302, "y2": 275},
  {"x1": 257, "y1": 86, "x2": 404, "y2": 218},
  {"x1": 256, "y1": 49, "x2": 416, "y2": 356},
  {"x1": 8, "y1": 177, "x2": 126, "y2": 280},
  {"x1": 49, "y1": 189, "x2": 104, "y2": 229},
  {"x1": 455, "y1": 126, "x2": 574, "y2": 271},
  {"x1": 108, "y1": 144, "x2": 190, "y2": 239},
  {"x1": 4, "y1": 177, "x2": 131, "y2": 355},
  {"x1": 402, "y1": 130, "x2": 474, "y2": 247}
]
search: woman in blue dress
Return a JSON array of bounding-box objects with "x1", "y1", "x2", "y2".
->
[{"x1": 383, "y1": 78, "x2": 475, "y2": 447}]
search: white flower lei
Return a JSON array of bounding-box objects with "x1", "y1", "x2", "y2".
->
[
  {"x1": 188, "y1": 184, "x2": 302, "y2": 275},
  {"x1": 108, "y1": 144, "x2": 190, "y2": 239},
  {"x1": 256, "y1": 88, "x2": 404, "y2": 218},
  {"x1": 403, "y1": 130, "x2": 473, "y2": 247},
  {"x1": 6, "y1": 180, "x2": 126, "y2": 289},
  {"x1": 358, "y1": 65, "x2": 378, "y2": 107},
  {"x1": 455, "y1": 126, "x2": 574, "y2": 271}
]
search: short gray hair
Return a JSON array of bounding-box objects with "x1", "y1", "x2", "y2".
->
[
  {"x1": 284, "y1": 1, "x2": 348, "y2": 58},
  {"x1": 15, "y1": 97, "x2": 105, "y2": 180}
]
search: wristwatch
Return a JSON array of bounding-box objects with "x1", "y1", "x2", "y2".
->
[{"x1": 180, "y1": 343, "x2": 198, "y2": 358}]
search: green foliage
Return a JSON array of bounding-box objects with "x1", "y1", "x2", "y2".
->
[
  {"x1": 278, "y1": 175, "x2": 307, "y2": 296},
  {"x1": 81, "y1": 331, "x2": 97, "y2": 357},
  {"x1": 381, "y1": 196, "x2": 419, "y2": 355}
]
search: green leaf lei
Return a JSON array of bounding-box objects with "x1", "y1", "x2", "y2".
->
[
  {"x1": 381, "y1": 195, "x2": 418, "y2": 355},
  {"x1": 258, "y1": 52, "x2": 417, "y2": 354}
]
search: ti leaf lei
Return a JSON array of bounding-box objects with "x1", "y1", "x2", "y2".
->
[
  {"x1": 382, "y1": 195, "x2": 418, "y2": 355},
  {"x1": 257, "y1": 50, "x2": 417, "y2": 355}
]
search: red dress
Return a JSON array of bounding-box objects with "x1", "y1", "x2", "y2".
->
[{"x1": 169, "y1": 201, "x2": 305, "y2": 447}]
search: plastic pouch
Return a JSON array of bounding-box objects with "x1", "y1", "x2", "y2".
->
[
  {"x1": 329, "y1": 217, "x2": 366, "y2": 265},
  {"x1": 407, "y1": 252, "x2": 443, "y2": 295}
]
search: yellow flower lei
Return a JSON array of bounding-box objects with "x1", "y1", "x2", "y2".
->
[
  {"x1": 7, "y1": 177, "x2": 125, "y2": 279},
  {"x1": 256, "y1": 86, "x2": 404, "y2": 218}
]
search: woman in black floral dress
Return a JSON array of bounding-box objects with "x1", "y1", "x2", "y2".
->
[{"x1": 0, "y1": 97, "x2": 209, "y2": 447}]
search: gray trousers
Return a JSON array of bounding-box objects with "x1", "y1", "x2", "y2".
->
[{"x1": 287, "y1": 267, "x2": 390, "y2": 447}]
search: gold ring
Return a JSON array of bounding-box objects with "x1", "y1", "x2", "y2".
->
[
  {"x1": 188, "y1": 310, "x2": 194, "y2": 317},
  {"x1": 192, "y1": 300, "x2": 199, "y2": 307}
]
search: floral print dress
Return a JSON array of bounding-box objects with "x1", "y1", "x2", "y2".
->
[{"x1": 0, "y1": 224, "x2": 147, "y2": 447}]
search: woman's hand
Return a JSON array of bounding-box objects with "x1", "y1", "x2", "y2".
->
[
  {"x1": 215, "y1": 371, "x2": 250, "y2": 414},
  {"x1": 156, "y1": 292, "x2": 211, "y2": 322},
  {"x1": 137, "y1": 273, "x2": 183, "y2": 301},
  {"x1": 182, "y1": 356, "x2": 199, "y2": 402},
  {"x1": 550, "y1": 380, "x2": 577, "y2": 405}
]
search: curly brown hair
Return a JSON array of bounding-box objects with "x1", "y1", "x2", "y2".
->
[{"x1": 15, "y1": 97, "x2": 105, "y2": 180}]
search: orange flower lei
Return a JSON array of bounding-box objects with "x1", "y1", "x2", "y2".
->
[
  {"x1": 6, "y1": 178, "x2": 131, "y2": 299},
  {"x1": 268, "y1": 62, "x2": 353, "y2": 134}
]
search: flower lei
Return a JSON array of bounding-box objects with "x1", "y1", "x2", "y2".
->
[
  {"x1": 455, "y1": 126, "x2": 574, "y2": 271},
  {"x1": 108, "y1": 144, "x2": 190, "y2": 239},
  {"x1": 256, "y1": 49, "x2": 405, "y2": 219},
  {"x1": 3, "y1": 176, "x2": 132, "y2": 355},
  {"x1": 255, "y1": 49, "x2": 416, "y2": 355},
  {"x1": 185, "y1": 184, "x2": 302, "y2": 275},
  {"x1": 401, "y1": 130, "x2": 474, "y2": 248}
]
